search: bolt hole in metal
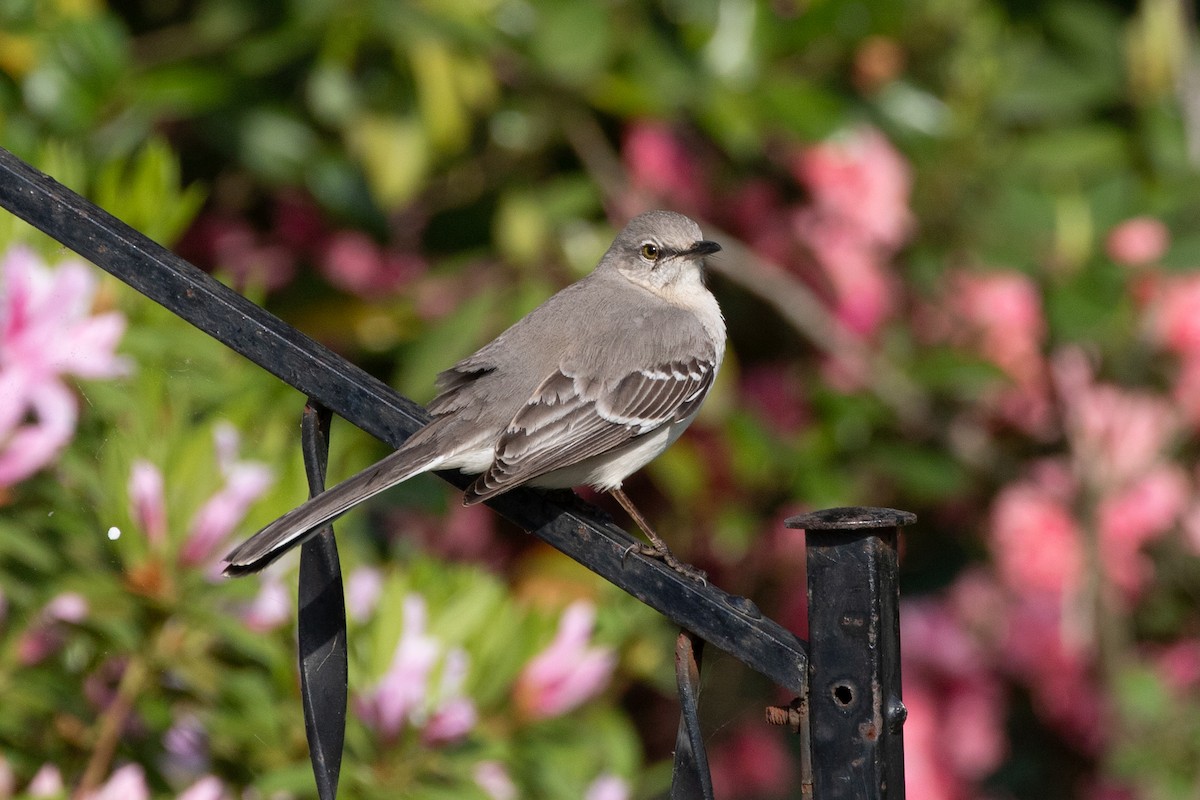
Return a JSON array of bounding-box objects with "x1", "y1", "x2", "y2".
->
[{"x1": 833, "y1": 683, "x2": 854, "y2": 706}]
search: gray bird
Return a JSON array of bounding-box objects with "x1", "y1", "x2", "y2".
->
[{"x1": 223, "y1": 210, "x2": 725, "y2": 580}]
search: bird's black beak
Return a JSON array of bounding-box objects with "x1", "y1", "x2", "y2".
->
[{"x1": 686, "y1": 240, "x2": 721, "y2": 257}]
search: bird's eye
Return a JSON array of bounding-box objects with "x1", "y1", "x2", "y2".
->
[{"x1": 640, "y1": 243, "x2": 660, "y2": 261}]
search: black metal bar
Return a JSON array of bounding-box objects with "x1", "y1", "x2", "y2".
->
[
  {"x1": 670, "y1": 631, "x2": 713, "y2": 800},
  {"x1": 787, "y1": 507, "x2": 913, "y2": 800},
  {"x1": 0, "y1": 146, "x2": 807, "y2": 694},
  {"x1": 297, "y1": 402, "x2": 346, "y2": 800}
]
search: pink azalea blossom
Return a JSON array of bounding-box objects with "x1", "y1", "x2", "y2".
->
[
  {"x1": 0, "y1": 757, "x2": 13, "y2": 797},
  {"x1": 788, "y1": 127, "x2": 914, "y2": 341},
  {"x1": 903, "y1": 683, "x2": 966, "y2": 800},
  {"x1": 1105, "y1": 216, "x2": 1169, "y2": 266},
  {"x1": 27, "y1": 764, "x2": 63, "y2": 797},
  {"x1": 584, "y1": 774, "x2": 630, "y2": 800},
  {"x1": 902, "y1": 596, "x2": 1007, "y2": 789},
  {"x1": 421, "y1": 648, "x2": 478, "y2": 745},
  {"x1": 17, "y1": 592, "x2": 90, "y2": 665},
  {"x1": 1153, "y1": 638, "x2": 1200, "y2": 691},
  {"x1": 1147, "y1": 273, "x2": 1200, "y2": 359},
  {"x1": 793, "y1": 210, "x2": 897, "y2": 337},
  {"x1": 1097, "y1": 465, "x2": 1189, "y2": 596},
  {"x1": 177, "y1": 776, "x2": 230, "y2": 800},
  {"x1": 241, "y1": 575, "x2": 292, "y2": 632},
  {"x1": 1053, "y1": 347, "x2": 1179, "y2": 491},
  {"x1": 356, "y1": 593, "x2": 476, "y2": 744},
  {"x1": 81, "y1": 763, "x2": 149, "y2": 800},
  {"x1": 622, "y1": 121, "x2": 708, "y2": 214},
  {"x1": 346, "y1": 566, "x2": 384, "y2": 622},
  {"x1": 0, "y1": 246, "x2": 130, "y2": 486},
  {"x1": 319, "y1": 231, "x2": 427, "y2": 297},
  {"x1": 989, "y1": 477, "x2": 1083, "y2": 597},
  {"x1": 128, "y1": 460, "x2": 167, "y2": 547},
  {"x1": 179, "y1": 426, "x2": 274, "y2": 568},
  {"x1": 474, "y1": 761, "x2": 518, "y2": 800},
  {"x1": 792, "y1": 126, "x2": 914, "y2": 252},
  {"x1": 1001, "y1": 595, "x2": 1106, "y2": 752},
  {"x1": 514, "y1": 601, "x2": 616, "y2": 720},
  {"x1": 944, "y1": 270, "x2": 1046, "y2": 384},
  {"x1": 357, "y1": 594, "x2": 440, "y2": 738},
  {"x1": 1170, "y1": 354, "x2": 1200, "y2": 428}
]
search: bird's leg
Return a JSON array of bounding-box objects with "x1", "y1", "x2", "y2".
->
[{"x1": 609, "y1": 488, "x2": 706, "y2": 583}]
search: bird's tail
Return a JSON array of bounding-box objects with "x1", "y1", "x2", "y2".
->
[{"x1": 222, "y1": 442, "x2": 445, "y2": 575}]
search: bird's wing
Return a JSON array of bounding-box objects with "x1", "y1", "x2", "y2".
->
[{"x1": 463, "y1": 355, "x2": 716, "y2": 503}]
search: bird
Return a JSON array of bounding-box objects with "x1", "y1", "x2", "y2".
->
[{"x1": 222, "y1": 210, "x2": 725, "y2": 581}]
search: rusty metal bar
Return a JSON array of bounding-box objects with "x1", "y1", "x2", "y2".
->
[{"x1": 787, "y1": 507, "x2": 913, "y2": 799}]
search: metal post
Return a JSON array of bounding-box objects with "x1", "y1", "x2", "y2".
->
[
  {"x1": 297, "y1": 402, "x2": 347, "y2": 800},
  {"x1": 670, "y1": 631, "x2": 713, "y2": 799},
  {"x1": 787, "y1": 507, "x2": 914, "y2": 800}
]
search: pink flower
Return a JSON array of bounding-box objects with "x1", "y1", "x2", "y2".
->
[
  {"x1": 241, "y1": 576, "x2": 292, "y2": 632},
  {"x1": 0, "y1": 757, "x2": 12, "y2": 797},
  {"x1": 319, "y1": 231, "x2": 426, "y2": 297},
  {"x1": 1053, "y1": 348, "x2": 1179, "y2": 490},
  {"x1": 356, "y1": 594, "x2": 476, "y2": 744},
  {"x1": 794, "y1": 210, "x2": 897, "y2": 337},
  {"x1": 421, "y1": 649, "x2": 478, "y2": 745},
  {"x1": 1171, "y1": 355, "x2": 1200, "y2": 428},
  {"x1": 1106, "y1": 216, "x2": 1169, "y2": 266},
  {"x1": 0, "y1": 247, "x2": 130, "y2": 381},
  {"x1": 622, "y1": 122, "x2": 708, "y2": 214},
  {"x1": 474, "y1": 761, "x2": 517, "y2": 800},
  {"x1": 903, "y1": 683, "x2": 965, "y2": 800},
  {"x1": 128, "y1": 460, "x2": 167, "y2": 547},
  {"x1": 787, "y1": 128, "x2": 914, "y2": 341},
  {"x1": 1097, "y1": 465, "x2": 1189, "y2": 596},
  {"x1": 178, "y1": 776, "x2": 230, "y2": 800},
  {"x1": 0, "y1": 246, "x2": 130, "y2": 486},
  {"x1": 902, "y1": 597, "x2": 1007, "y2": 784},
  {"x1": 357, "y1": 594, "x2": 440, "y2": 738},
  {"x1": 1001, "y1": 595, "x2": 1106, "y2": 751},
  {"x1": 17, "y1": 592, "x2": 90, "y2": 664},
  {"x1": 1148, "y1": 273, "x2": 1200, "y2": 359},
  {"x1": 346, "y1": 566, "x2": 384, "y2": 622},
  {"x1": 515, "y1": 601, "x2": 615, "y2": 720},
  {"x1": 27, "y1": 764, "x2": 63, "y2": 797},
  {"x1": 945, "y1": 270, "x2": 1046, "y2": 383},
  {"x1": 179, "y1": 425, "x2": 273, "y2": 569},
  {"x1": 792, "y1": 126, "x2": 914, "y2": 251},
  {"x1": 1153, "y1": 638, "x2": 1200, "y2": 691},
  {"x1": 584, "y1": 774, "x2": 630, "y2": 800},
  {"x1": 989, "y1": 477, "x2": 1083, "y2": 597},
  {"x1": 81, "y1": 764, "x2": 149, "y2": 800}
]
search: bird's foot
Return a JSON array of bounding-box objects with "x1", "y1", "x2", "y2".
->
[{"x1": 635, "y1": 542, "x2": 708, "y2": 584}]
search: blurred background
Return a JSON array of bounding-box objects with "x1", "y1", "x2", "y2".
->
[{"x1": 2, "y1": 0, "x2": 1200, "y2": 797}]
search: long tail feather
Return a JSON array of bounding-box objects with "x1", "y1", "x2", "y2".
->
[{"x1": 222, "y1": 445, "x2": 445, "y2": 575}]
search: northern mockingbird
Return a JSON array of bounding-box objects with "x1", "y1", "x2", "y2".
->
[{"x1": 223, "y1": 210, "x2": 724, "y2": 580}]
